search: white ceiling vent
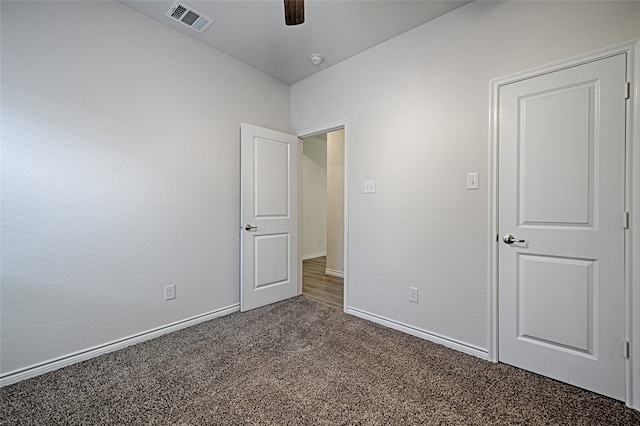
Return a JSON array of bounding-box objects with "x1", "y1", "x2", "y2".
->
[{"x1": 166, "y1": 1, "x2": 213, "y2": 34}]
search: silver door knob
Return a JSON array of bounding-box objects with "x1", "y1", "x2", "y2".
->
[
  {"x1": 503, "y1": 234, "x2": 525, "y2": 244},
  {"x1": 244, "y1": 224, "x2": 258, "y2": 232}
]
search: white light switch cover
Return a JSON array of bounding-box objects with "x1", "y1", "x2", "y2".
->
[
  {"x1": 364, "y1": 180, "x2": 376, "y2": 194},
  {"x1": 466, "y1": 173, "x2": 479, "y2": 190}
]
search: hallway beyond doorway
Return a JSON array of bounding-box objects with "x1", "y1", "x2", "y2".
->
[{"x1": 302, "y1": 257, "x2": 343, "y2": 309}]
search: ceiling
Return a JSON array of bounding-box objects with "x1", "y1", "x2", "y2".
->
[{"x1": 120, "y1": 1, "x2": 471, "y2": 84}]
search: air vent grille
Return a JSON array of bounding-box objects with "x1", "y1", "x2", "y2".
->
[
  {"x1": 171, "y1": 5, "x2": 187, "y2": 19},
  {"x1": 166, "y1": 1, "x2": 213, "y2": 34},
  {"x1": 181, "y1": 10, "x2": 200, "y2": 26}
]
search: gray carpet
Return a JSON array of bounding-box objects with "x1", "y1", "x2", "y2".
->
[{"x1": 1, "y1": 296, "x2": 639, "y2": 425}]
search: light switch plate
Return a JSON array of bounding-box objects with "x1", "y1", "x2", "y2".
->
[
  {"x1": 364, "y1": 180, "x2": 376, "y2": 194},
  {"x1": 466, "y1": 173, "x2": 479, "y2": 190}
]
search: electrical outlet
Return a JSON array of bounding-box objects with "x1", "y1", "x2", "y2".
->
[
  {"x1": 409, "y1": 287, "x2": 419, "y2": 303},
  {"x1": 364, "y1": 180, "x2": 376, "y2": 194},
  {"x1": 164, "y1": 284, "x2": 176, "y2": 301}
]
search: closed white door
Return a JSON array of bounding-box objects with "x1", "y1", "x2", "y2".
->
[
  {"x1": 240, "y1": 123, "x2": 299, "y2": 312},
  {"x1": 498, "y1": 54, "x2": 627, "y2": 400}
]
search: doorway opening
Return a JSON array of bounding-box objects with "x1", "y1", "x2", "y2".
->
[{"x1": 300, "y1": 128, "x2": 345, "y2": 309}]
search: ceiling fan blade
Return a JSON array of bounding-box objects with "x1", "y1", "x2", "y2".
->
[{"x1": 284, "y1": 0, "x2": 304, "y2": 26}]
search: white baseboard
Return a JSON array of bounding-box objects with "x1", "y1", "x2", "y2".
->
[
  {"x1": 325, "y1": 268, "x2": 344, "y2": 278},
  {"x1": 302, "y1": 251, "x2": 326, "y2": 260},
  {"x1": 347, "y1": 307, "x2": 489, "y2": 360},
  {"x1": 0, "y1": 304, "x2": 240, "y2": 387}
]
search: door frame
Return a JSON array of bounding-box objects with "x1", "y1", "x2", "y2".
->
[
  {"x1": 296, "y1": 120, "x2": 349, "y2": 312},
  {"x1": 488, "y1": 39, "x2": 640, "y2": 409}
]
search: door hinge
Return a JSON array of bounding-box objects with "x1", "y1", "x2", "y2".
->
[
  {"x1": 624, "y1": 341, "x2": 630, "y2": 359},
  {"x1": 625, "y1": 81, "x2": 631, "y2": 100},
  {"x1": 623, "y1": 211, "x2": 629, "y2": 229}
]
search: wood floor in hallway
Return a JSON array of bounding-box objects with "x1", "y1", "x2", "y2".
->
[{"x1": 302, "y1": 256, "x2": 343, "y2": 309}]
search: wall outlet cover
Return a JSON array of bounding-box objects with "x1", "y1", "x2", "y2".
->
[
  {"x1": 164, "y1": 284, "x2": 176, "y2": 301},
  {"x1": 364, "y1": 180, "x2": 376, "y2": 194}
]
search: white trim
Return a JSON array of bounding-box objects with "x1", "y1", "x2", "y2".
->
[
  {"x1": 487, "y1": 76, "x2": 499, "y2": 362},
  {"x1": 488, "y1": 38, "x2": 640, "y2": 410},
  {"x1": 302, "y1": 251, "x2": 326, "y2": 260},
  {"x1": 348, "y1": 307, "x2": 488, "y2": 360},
  {"x1": 628, "y1": 39, "x2": 640, "y2": 411},
  {"x1": 297, "y1": 119, "x2": 350, "y2": 313},
  {"x1": 297, "y1": 120, "x2": 348, "y2": 138},
  {"x1": 0, "y1": 304, "x2": 240, "y2": 387},
  {"x1": 325, "y1": 268, "x2": 344, "y2": 278},
  {"x1": 343, "y1": 123, "x2": 349, "y2": 314}
]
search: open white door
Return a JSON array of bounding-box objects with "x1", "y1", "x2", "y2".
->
[
  {"x1": 498, "y1": 54, "x2": 627, "y2": 400},
  {"x1": 240, "y1": 123, "x2": 299, "y2": 312}
]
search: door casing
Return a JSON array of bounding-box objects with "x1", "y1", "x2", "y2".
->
[
  {"x1": 296, "y1": 120, "x2": 349, "y2": 312},
  {"x1": 488, "y1": 39, "x2": 640, "y2": 410}
]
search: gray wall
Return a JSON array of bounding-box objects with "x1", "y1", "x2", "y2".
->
[
  {"x1": 1, "y1": 1, "x2": 290, "y2": 374},
  {"x1": 326, "y1": 129, "x2": 345, "y2": 274},
  {"x1": 301, "y1": 136, "x2": 328, "y2": 258},
  {"x1": 291, "y1": 1, "x2": 640, "y2": 351}
]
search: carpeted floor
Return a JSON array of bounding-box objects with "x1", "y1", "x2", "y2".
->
[{"x1": 1, "y1": 296, "x2": 639, "y2": 425}]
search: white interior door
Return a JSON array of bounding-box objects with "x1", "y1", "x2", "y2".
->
[
  {"x1": 240, "y1": 123, "x2": 299, "y2": 312},
  {"x1": 498, "y1": 54, "x2": 627, "y2": 400}
]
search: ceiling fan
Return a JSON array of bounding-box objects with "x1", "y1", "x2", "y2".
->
[{"x1": 284, "y1": 0, "x2": 305, "y2": 25}]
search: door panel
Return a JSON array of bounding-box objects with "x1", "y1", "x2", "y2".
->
[
  {"x1": 255, "y1": 138, "x2": 290, "y2": 217},
  {"x1": 519, "y1": 82, "x2": 595, "y2": 226},
  {"x1": 254, "y1": 233, "x2": 290, "y2": 289},
  {"x1": 240, "y1": 123, "x2": 298, "y2": 312},
  {"x1": 517, "y1": 254, "x2": 595, "y2": 355},
  {"x1": 498, "y1": 54, "x2": 626, "y2": 400}
]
